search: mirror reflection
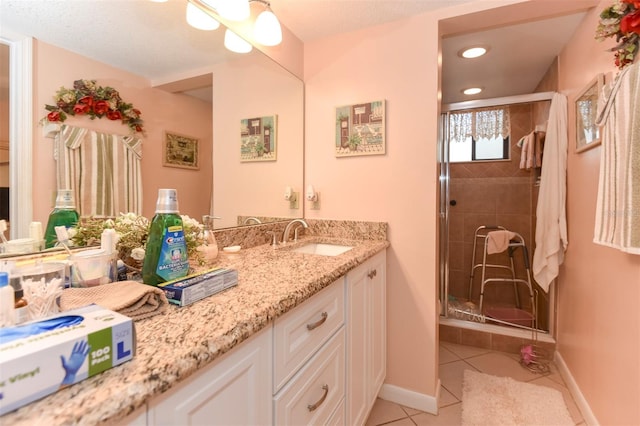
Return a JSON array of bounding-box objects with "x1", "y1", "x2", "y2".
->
[
  {"x1": 575, "y1": 73, "x2": 603, "y2": 152},
  {"x1": 0, "y1": 0, "x2": 304, "y2": 256}
]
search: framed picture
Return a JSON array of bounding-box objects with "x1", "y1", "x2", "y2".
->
[
  {"x1": 575, "y1": 74, "x2": 604, "y2": 153},
  {"x1": 163, "y1": 132, "x2": 199, "y2": 169},
  {"x1": 240, "y1": 115, "x2": 277, "y2": 162},
  {"x1": 335, "y1": 100, "x2": 385, "y2": 157}
]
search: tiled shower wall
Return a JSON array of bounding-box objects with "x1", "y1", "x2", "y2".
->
[{"x1": 447, "y1": 102, "x2": 551, "y2": 329}]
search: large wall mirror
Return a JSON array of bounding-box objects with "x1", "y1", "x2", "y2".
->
[{"x1": 0, "y1": 0, "x2": 304, "y2": 254}]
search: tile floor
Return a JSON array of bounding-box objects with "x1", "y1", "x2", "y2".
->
[{"x1": 365, "y1": 342, "x2": 584, "y2": 426}]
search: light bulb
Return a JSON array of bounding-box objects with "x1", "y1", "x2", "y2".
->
[
  {"x1": 218, "y1": 0, "x2": 250, "y2": 21},
  {"x1": 186, "y1": 3, "x2": 220, "y2": 31},
  {"x1": 224, "y1": 29, "x2": 252, "y2": 53},
  {"x1": 254, "y1": 9, "x2": 282, "y2": 46}
]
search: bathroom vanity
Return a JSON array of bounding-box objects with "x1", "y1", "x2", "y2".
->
[{"x1": 1, "y1": 232, "x2": 388, "y2": 425}]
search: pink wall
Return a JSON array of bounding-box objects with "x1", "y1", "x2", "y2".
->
[
  {"x1": 304, "y1": 16, "x2": 441, "y2": 397},
  {"x1": 211, "y1": 53, "x2": 304, "y2": 229},
  {"x1": 32, "y1": 41, "x2": 212, "y2": 224},
  {"x1": 557, "y1": 2, "x2": 640, "y2": 424}
]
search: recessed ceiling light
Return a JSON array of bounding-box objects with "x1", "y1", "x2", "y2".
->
[
  {"x1": 463, "y1": 87, "x2": 483, "y2": 95},
  {"x1": 459, "y1": 46, "x2": 488, "y2": 59}
]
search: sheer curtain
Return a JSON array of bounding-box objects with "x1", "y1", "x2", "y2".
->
[{"x1": 449, "y1": 106, "x2": 511, "y2": 142}]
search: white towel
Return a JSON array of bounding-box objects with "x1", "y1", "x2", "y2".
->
[
  {"x1": 532, "y1": 93, "x2": 568, "y2": 292},
  {"x1": 593, "y1": 62, "x2": 640, "y2": 254},
  {"x1": 486, "y1": 230, "x2": 516, "y2": 254}
]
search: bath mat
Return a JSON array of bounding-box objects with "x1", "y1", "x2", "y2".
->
[{"x1": 461, "y1": 369, "x2": 573, "y2": 426}]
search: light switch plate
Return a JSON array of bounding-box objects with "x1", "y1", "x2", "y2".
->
[
  {"x1": 289, "y1": 192, "x2": 299, "y2": 209},
  {"x1": 310, "y1": 192, "x2": 321, "y2": 210}
]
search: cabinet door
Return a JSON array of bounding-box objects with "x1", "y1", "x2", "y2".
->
[
  {"x1": 346, "y1": 259, "x2": 370, "y2": 426},
  {"x1": 147, "y1": 327, "x2": 272, "y2": 426},
  {"x1": 346, "y1": 250, "x2": 387, "y2": 426},
  {"x1": 368, "y1": 251, "x2": 387, "y2": 401}
]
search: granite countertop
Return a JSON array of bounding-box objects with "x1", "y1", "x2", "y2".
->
[{"x1": 3, "y1": 236, "x2": 389, "y2": 425}]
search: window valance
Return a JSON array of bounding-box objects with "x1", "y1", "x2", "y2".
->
[{"x1": 449, "y1": 106, "x2": 511, "y2": 142}]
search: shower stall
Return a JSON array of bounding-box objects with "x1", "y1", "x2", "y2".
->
[{"x1": 438, "y1": 92, "x2": 557, "y2": 338}]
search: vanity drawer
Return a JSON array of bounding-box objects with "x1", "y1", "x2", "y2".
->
[
  {"x1": 274, "y1": 327, "x2": 345, "y2": 426},
  {"x1": 273, "y1": 278, "x2": 345, "y2": 393}
]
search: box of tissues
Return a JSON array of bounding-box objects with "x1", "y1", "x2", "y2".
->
[{"x1": 0, "y1": 304, "x2": 135, "y2": 415}]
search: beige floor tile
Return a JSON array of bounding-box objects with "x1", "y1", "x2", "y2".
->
[
  {"x1": 440, "y1": 342, "x2": 491, "y2": 359},
  {"x1": 464, "y1": 351, "x2": 541, "y2": 382},
  {"x1": 439, "y1": 345, "x2": 460, "y2": 364},
  {"x1": 529, "y1": 376, "x2": 584, "y2": 425},
  {"x1": 382, "y1": 418, "x2": 416, "y2": 426},
  {"x1": 401, "y1": 405, "x2": 423, "y2": 416},
  {"x1": 365, "y1": 398, "x2": 410, "y2": 426},
  {"x1": 438, "y1": 385, "x2": 459, "y2": 408},
  {"x1": 439, "y1": 360, "x2": 476, "y2": 400},
  {"x1": 411, "y1": 403, "x2": 462, "y2": 426}
]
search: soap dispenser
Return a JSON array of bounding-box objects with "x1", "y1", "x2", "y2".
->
[
  {"x1": 197, "y1": 215, "x2": 219, "y2": 262},
  {"x1": 44, "y1": 189, "x2": 80, "y2": 249}
]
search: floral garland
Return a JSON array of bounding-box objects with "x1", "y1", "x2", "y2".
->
[
  {"x1": 596, "y1": 0, "x2": 640, "y2": 69},
  {"x1": 43, "y1": 79, "x2": 144, "y2": 134}
]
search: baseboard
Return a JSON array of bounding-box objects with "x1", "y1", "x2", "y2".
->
[
  {"x1": 378, "y1": 380, "x2": 440, "y2": 415},
  {"x1": 554, "y1": 351, "x2": 599, "y2": 426}
]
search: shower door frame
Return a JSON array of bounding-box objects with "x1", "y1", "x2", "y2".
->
[{"x1": 438, "y1": 91, "x2": 558, "y2": 335}]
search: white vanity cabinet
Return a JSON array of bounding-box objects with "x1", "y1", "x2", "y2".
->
[
  {"x1": 346, "y1": 250, "x2": 387, "y2": 426},
  {"x1": 146, "y1": 326, "x2": 273, "y2": 426}
]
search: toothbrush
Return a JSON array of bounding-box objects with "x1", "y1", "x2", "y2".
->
[
  {"x1": 54, "y1": 226, "x2": 74, "y2": 255},
  {"x1": 0, "y1": 220, "x2": 9, "y2": 245}
]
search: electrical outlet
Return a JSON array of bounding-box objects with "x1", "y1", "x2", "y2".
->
[
  {"x1": 310, "y1": 192, "x2": 320, "y2": 210},
  {"x1": 289, "y1": 192, "x2": 299, "y2": 209}
]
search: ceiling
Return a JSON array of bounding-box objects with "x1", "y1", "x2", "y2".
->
[{"x1": 0, "y1": 0, "x2": 593, "y2": 104}]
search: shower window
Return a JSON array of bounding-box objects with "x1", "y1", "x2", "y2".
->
[{"x1": 449, "y1": 106, "x2": 510, "y2": 162}]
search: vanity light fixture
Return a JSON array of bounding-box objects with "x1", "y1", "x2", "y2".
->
[
  {"x1": 252, "y1": 0, "x2": 282, "y2": 46},
  {"x1": 458, "y1": 46, "x2": 489, "y2": 59},
  {"x1": 187, "y1": 0, "x2": 283, "y2": 48},
  {"x1": 463, "y1": 87, "x2": 483, "y2": 95},
  {"x1": 186, "y1": 2, "x2": 221, "y2": 31},
  {"x1": 224, "y1": 29, "x2": 253, "y2": 53}
]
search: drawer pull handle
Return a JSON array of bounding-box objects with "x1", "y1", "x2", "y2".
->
[
  {"x1": 368, "y1": 269, "x2": 377, "y2": 279},
  {"x1": 306, "y1": 312, "x2": 328, "y2": 331},
  {"x1": 307, "y1": 384, "x2": 329, "y2": 412}
]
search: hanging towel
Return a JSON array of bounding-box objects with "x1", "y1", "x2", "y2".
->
[
  {"x1": 56, "y1": 124, "x2": 143, "y2": 217},
  {"x1": 519, "y1": 131, "x2": 535, "y2": 169},
  {"x1": 532, "y1": 93, "x2": 568, "y2": 292},
  {"x1": 486, "y1": 230, "x2": 516, "y2": 254},
  {"x1": 593, "y1": 62, "x2": 640, "y2": 254}
]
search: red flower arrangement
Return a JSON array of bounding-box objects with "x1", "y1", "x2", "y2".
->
[
  {"x1": 596, "y1": 0, "x2": 640, "y2": 69},
  {"x1": 43, "y1": 79, "x2": 144, "y2": 134}
]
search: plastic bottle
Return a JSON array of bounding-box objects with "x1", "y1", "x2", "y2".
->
[
  {"x1": 44, "y1": 189, "x2": 80, "y2": 249},
  {"x1": 142, "y1": 189, "x2": 190, "y2": 286},
  {"x1": 197, "y1": 215, "x2": 219, "y2": 262},
  {"x1": 0, "y1": 272, "x2": 15, "y2": 327}
]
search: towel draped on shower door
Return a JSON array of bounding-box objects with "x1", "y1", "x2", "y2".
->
[
  {"x1": 532, "y1": 93, "x2": 568, "y2": 292},
  {"x1": 594, "y1": 62, "x2": 640, "y2": 254},
  {"x1": 55, "y1": 124, "x2": 143, "y2": 217}
]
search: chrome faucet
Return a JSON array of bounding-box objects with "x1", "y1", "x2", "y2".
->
[
  {"x1": 281, "y1": 219, "x2": 308, "y2": 243},
  {"x1": 243, "y1": 217, "x2": 262, "y2": 225}
]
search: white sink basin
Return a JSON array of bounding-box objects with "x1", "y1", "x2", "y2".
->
[{"x1": 290, "y1": 243, "x2": 353, "y2": 256}]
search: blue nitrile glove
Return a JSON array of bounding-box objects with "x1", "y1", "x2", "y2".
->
[
  {"x1": 0, "y1": 315, "x2": 84, "y2": 344},
  {"x1": 60, "y1": 340, "x2": 90, "y2": 386}
]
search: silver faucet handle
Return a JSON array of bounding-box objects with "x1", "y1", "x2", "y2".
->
[{"x1": 265, "y1": 231, "x2": 279, "y2": 247}]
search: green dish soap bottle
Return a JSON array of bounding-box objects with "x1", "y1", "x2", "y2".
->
[
  {"x1": 142, "y1": 189, "x2": 190, "y2": 286},
  {"x1": 44, "y1": 189, "x2": 80, "y2": 249}
]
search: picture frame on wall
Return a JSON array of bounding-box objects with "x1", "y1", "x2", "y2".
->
[
  {"x1": 335, "y1": 100, "x2": 386, "y2": 157},
  {"x1": 240, "y1": 115, "x2": 277, "y2": 162},
  {"x1": 575, "y1": 73, "x2": 604, "y2": 153},
  {"x1": 163, "y1": 132, "x2": 199, "y2": 170}
]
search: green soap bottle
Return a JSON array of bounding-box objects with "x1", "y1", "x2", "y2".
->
[
  {"x1": 142, "y1": 189, "x2": 189, "y2": 286},
  {"x1": 44, "y1": 189, "x2": 80, "y2": 249}
]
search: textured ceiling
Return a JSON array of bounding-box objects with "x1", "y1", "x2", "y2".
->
[{"x1": 1, "y1": 0, "x2": 593, "y2": 104}]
